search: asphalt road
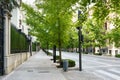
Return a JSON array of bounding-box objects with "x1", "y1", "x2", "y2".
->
[{"x1": 49, "y1": 50, "x2": 120, "y2": 80}]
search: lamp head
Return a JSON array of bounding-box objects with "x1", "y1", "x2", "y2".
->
[{"x1": 76, "y1": 26, "x2": 82, "y2": 30}]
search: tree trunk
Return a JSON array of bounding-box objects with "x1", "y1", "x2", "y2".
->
[
  {"x1": 71, "y1": 44, "x2": 74, "y2": 52},
  {"x1": 53, "y1": 45, "x2": 56, "y2": 63},
  {"x1": 99, "y1": 46, "x2": 101, "y2": 53},
  {"x1": 58, "y1": 18, "x2": 62, "y2": 66},
  {"x1": 47, "y1": 41, "x2": 49, "y2": 51},
  {"x1": 58, "y1": 40, "x2": 62, "y2": 65},
  {"x1": 83, "y1": 48, "x2": 85, "y2": 53},
  {"x1": 76, "y1": 48, "x2": 77, "y2": 52},
  {"x1": 93, "y1": 47, "x2": 95, "y2": 54},
  {"x1": 86, "y1": 47, "x2": 88, "y2": 54}
]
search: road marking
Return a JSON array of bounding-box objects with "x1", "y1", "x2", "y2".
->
[
  {"x1": 109, "y1": 69, "x2": 120, "y2": 74},
  {"x1": 84, "y1": 65, "x2": 120, "y2": 69},
  {"x1": 96, "y1": 70, "x2": 120, "y2": 80}
]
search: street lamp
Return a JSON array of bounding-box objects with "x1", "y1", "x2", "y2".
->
[
  {"x1": 76, "y1": 26, "x2": 82, "y2": 71},
  {"x1": 28, "y1": 28, "x2": 32, "y2": 56},
  {"x1": 27, "y1": 34, "x2": 32, "y2": 56},
  {"x1": 77, "y1": 10, "x2": 84, "y2": 71}
]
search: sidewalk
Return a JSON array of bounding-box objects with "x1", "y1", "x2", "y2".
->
[
  {"x1": 0, "y1": 50, "x2": 102, "y2": 80},
  {"x1": 0, "y1": 50, "x2": 66, "y2": 80}
]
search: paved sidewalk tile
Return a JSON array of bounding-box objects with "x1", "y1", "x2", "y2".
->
[
  {"x1": 0, "y1": 50, "x2": 104, "y2": 80},
  {"x1": 62, "y1": 69, "x2": 102, "y2": 80},
  {"x1": 0, "y1": 50, "x2": 66, "y2": 80}
]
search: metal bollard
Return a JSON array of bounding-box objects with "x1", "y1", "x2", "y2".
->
[{"x1": 63, "y1": 60, "x2": 68, "y2": 71}]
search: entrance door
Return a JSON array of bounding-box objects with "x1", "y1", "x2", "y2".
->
[{"x1": 0, "y1": 6, "x2": 4, "y2": 75}]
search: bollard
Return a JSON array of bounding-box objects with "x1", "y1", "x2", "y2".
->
[{"x1": 63, "y1": 60, "x2": 68, "y2": 71}]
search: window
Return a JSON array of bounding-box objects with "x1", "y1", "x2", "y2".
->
[
  {"x1": 90, "y1": 50, "x2": 92, "y2": 52},
  {"x1": 97, "y1": 50, "x2": 99, "y2": 52},
  {"x1": 103, "y1": 49, "x2": 105, "y2": 53},
  {"x1": 109, "y1": 50, "x2": 112, "y2": 55},
  {"x1": 115, "y1": 50, "x2": 118, "y2": 55},
  {"x1": 22, "y1": 25, "x2": 24, "y2": 32},
  {"x1": 19, "y1": 19, "x2": 21, "y2": 28}
]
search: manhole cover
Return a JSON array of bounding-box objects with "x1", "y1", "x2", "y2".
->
[
  {"x1": 27, "y1": 70, "x2": 33, "y2": 72},
  {"x1": 38, "y1": 71, "x2": 50, "y2": 73}
]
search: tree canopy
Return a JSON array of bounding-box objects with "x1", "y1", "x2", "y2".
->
[
  {"x1": 22, "y1": 0, "x2": 120, "y2": 55},
  {"x1": 79, "y1": 0, "x2": 120, "y2": 50},
  {"x1": 22, "y1": 0, "x2": 79, "y2": 63}
]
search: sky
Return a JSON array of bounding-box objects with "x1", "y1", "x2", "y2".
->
[{"x1": 22, "y1": 0, "x2": 35, "y2": 4}]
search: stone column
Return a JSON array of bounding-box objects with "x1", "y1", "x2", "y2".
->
[{"x1": 3, "y1": 9, "x2": 12, "y2": 74}]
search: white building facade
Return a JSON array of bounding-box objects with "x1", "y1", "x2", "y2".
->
[
  {"x1": 87, "y1": 5, "x2": 120, "y2": 56},
  {"x1": 3, "y1": 0, "x2": 35, "y2": 75},
  {"x1": 11, "y1": 2, "x2": 29, "y2": 35}
]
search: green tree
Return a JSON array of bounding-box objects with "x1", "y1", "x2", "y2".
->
[
  {"x1": 22, "y1": 0, "x2": 79, "y2": 64},
  {"x1": 78, "y1": 0, "x2": 120, "y2": 53}
]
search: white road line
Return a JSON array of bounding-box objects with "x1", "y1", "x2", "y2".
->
[
  {"x1": 109, "y1": 69, "x2": 120, "y2": 74},
  {"x1": 84, "y1": 65, "x2": 120, "y2": 69},
  {"x1": 96, "y1": 70, "x2": 120, "y2": 80}
]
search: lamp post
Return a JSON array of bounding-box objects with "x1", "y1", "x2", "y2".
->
[
  {"x1": 28, "y1": 28, "x2": 32, "y2": 56},
  {"x1": 77, "y1": 10, "x2": 83, "y2": 71},
  {"x1": 28, "y1": 34, "x2": 32, "y2": 56},
  {"x1": 76, "y1": 26, "x2": 82, "y2": 71}
]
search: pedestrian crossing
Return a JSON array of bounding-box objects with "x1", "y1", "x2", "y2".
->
[{"x1": 93, "y1": 69, "x2": 120, "y2": 80}]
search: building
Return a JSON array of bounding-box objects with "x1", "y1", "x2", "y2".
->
[
  {"x1": 11, "y1": 0, "x2": 29, "y2": 35},
  {"x1": 105, "y1": 20, "x2": 120, "y2": 56},
  {"x1": 0, "y1": 0, "x2": 37, "y2": 75},
  {"x1": 84, "y1": 4, "x2": 120, "y2": 56}
]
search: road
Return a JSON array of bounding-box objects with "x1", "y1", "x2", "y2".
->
[{"x1": 49, "y1": 50, "x2": 120, "y2": 80}]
